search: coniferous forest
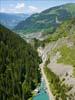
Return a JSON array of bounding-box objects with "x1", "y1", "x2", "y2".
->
[{"x1": 0, "y1": 24, "x2": 41, "y2": 100}]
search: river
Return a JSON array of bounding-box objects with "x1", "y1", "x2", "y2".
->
[{"x1": 33, "y1": 77, "x2": 49, "y2": 100}]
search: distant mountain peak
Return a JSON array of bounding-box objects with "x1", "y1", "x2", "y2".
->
[{"x1": 0, "y1": 13, "x2": 30, "y2": 29}]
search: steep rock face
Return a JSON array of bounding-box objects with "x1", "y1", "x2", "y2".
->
[{"x1": 14, "y1": 3, "x2": 75, "y2": 34}]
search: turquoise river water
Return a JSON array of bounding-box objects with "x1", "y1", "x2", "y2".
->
[{"x1": 33, "y1": 78, "x2": 49, "y2": 100}]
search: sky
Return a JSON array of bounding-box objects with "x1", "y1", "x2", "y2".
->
[{"x1": 0, "y1": 0, "x2": 75, "y2": 14}]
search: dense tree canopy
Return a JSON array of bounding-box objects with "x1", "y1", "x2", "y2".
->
[{"x1": 0, "y1": 24, "x2": 41, "y2": 100}]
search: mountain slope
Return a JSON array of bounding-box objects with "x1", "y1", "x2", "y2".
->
[
  {"x1": 0, "y1": 24, "x2": 41, "y2": 100},
  {"x1": 39, "y1": 18, "x2": 75, "y2": 99},
  {"x1": 14, "y1": 3, "x2": 75, "y2": 34},
  {"x1": 43, "y1": 18, "x2": 75, "y2": 44},
  {"x1": 0, "y1": 13, "x2": 29, "y2": 29}
]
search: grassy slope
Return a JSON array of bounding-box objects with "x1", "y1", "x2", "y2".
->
[{"x1": 42, "y1": 18, "x2": 75, "y2": 44}]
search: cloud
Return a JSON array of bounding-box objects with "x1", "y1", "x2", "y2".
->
[
  {"x1": 28, "y1": 6, "x2": 39, "y2": 13},
  {"x1": 15, "y1": 3, "x2": 25, "y2": 10},
  {"x1": 0, "y1": 3, "x2": 25, "y2": 13},
  {"x1": 0, "y1": 3, "x2": 40, "y2": 14},
  {"x1": 0, "y1": 8, "x2": 5, "y2": 12},
  {"x1": 15, "y1": 3, "x2": 25, "y2": 13}
]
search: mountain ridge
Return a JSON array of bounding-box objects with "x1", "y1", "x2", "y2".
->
[
  {"x1": 14, "y1": 3, "x2": 75, "y2": 34},
  {"x1": 0, "y1": 13, "x2": 30, "y2": 29}
]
